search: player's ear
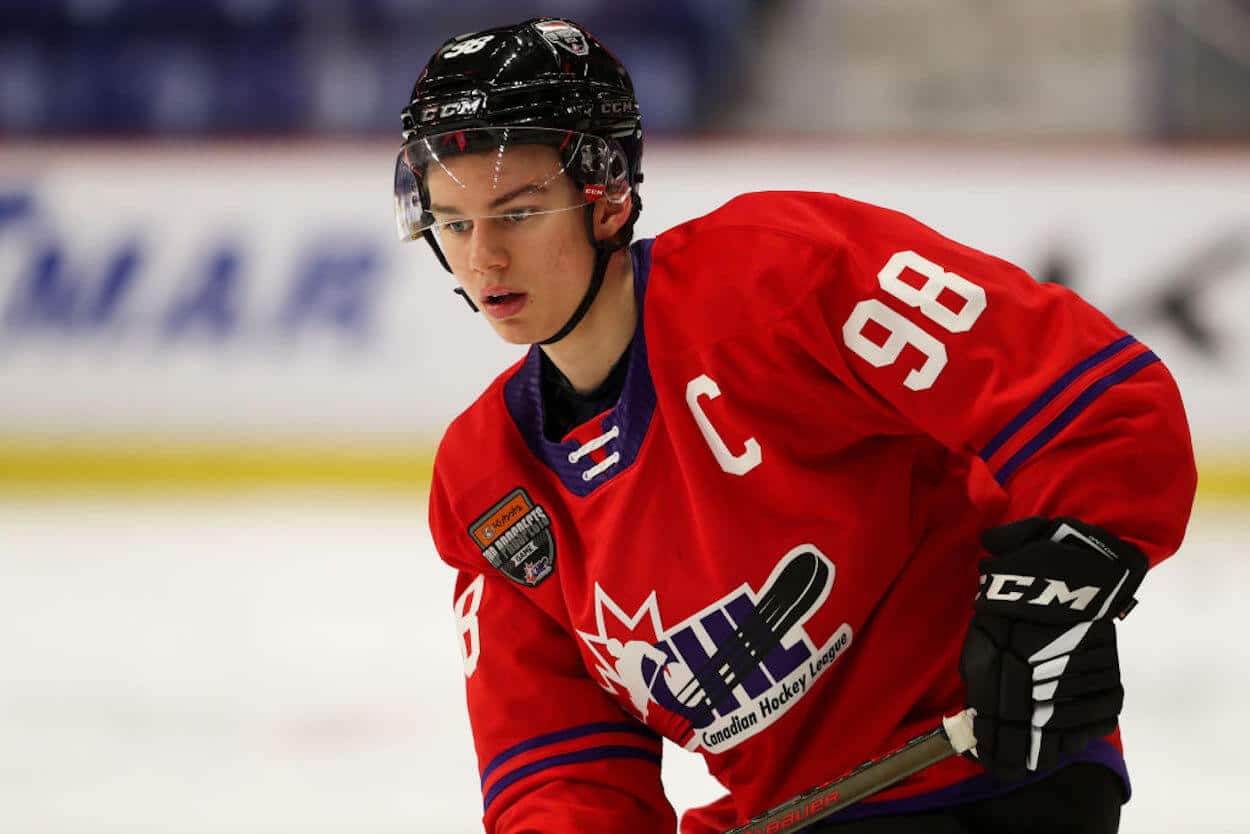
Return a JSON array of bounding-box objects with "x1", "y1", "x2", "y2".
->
[{"x1": 592, "y1": 191, "x2": 631, "y2": 243}]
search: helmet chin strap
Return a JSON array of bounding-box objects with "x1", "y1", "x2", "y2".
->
[
  {"x1": 423, "y1": 230, "x2": 483, "y2": 313},
  {"x1": 452, "y1": 286, "x2": 479, "y2": 312},
  {"x1": 538, "y1": 201, "x2": 628, "y2": 346}
]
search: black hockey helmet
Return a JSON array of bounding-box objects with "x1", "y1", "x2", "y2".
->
[{"x1": 395, "y1": 18, "x2": 644, "y2": 345}]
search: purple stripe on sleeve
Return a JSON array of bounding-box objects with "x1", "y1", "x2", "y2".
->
[
  {"x1": 993, "y1": 351, "x2": 1159, "y2": 485},
  {"x1": 480, "y1": 721, "x2": 657, "y2": 785},
  {"x1": 979, "y1": 335, "x2": 1137, "y2": 461},
  {"x1": 482, "y1": 745, "x2": 662, "y2": 811}
]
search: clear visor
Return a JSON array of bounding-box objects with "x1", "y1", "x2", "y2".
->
[{"x1": 393, "y1": 127, "x2": 629, "y2": 242}]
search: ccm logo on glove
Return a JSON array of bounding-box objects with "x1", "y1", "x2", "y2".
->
[
  {"x1": 959, "y1": 516, "x2": 1148, "y2": 778},
  {"x1": 979, "y1": 574, "x2": 1103, "y2": 610}
]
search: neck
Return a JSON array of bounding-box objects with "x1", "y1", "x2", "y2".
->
[{"x1": 539, "y1": 246, "x2": 637, "y2": 394}]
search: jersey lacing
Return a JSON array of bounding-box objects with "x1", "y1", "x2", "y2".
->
[{"x1": 568, "y1": 425, "x2": 620, "y2": 481}]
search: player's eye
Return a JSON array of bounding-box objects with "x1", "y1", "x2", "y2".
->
[
  {"x1": 443, "y1": 218, "x2": 473, "y2": 234},
  {"x1": 501, "y1": 207, "x2": 538, "y2": 224}
]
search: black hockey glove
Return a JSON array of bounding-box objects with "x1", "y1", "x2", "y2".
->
[{"x1": 958, "y1": 516, "x2": 1148, "y2": 780}]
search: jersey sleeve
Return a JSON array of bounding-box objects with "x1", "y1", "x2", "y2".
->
[
  {"x1": 788, "y1": 192, "x2": 1197, "y2": 565},
  {"x1": 428, "y1": 464, "x2": 677, "y2": 834}
]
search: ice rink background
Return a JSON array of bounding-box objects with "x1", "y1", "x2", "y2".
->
[
  {"x1": 3, "y1": 138, "x2": 1246, "y2": 834},
  {"x1": 1, "y1": 493, "x2": 1245, "y2": 834},
  {"x1": 4, "y1": 3, "x2": 1249, "y2": 831}
]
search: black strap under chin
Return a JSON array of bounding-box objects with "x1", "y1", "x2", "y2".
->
[
  {"x1": 538, "y1": 246, "x2": 611, "y2": 345},
  {"x1": 538, "y1": 203, "x2": 626, "y2": 345},
  {"x1": 424, "y1": 230, "x2": 483, "y2": 312}
]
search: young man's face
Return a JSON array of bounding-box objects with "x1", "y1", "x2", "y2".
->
[{"x1": 425, "y1": 144, "x2": 601, "y2": 345}]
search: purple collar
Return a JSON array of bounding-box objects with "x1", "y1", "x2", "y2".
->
[{"x1": 504, "y1": 238, "x2": 657, "y2": 497}]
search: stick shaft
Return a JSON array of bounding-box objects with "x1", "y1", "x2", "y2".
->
[{"x1": 724, "y1": 710, "x2": 976, "y2": 834}]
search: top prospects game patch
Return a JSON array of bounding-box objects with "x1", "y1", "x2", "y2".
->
[{"x1": 469, "y1": 488, "x2": 556, "y2": 588}]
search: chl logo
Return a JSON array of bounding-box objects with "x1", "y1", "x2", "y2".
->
[{"x1": 577, "y1": 546, "x2": 853, "y2": 752}]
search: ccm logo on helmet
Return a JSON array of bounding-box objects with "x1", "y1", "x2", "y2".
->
[
  {"x1": 979, "y1": 573, "x2": 1102, "y2": 611},
  {"x1": 419, "y1": 98, "x2": 483, "y2": 123},
  {"x1": 600, "y1": 99, "x2": 638, "y2": 116}
]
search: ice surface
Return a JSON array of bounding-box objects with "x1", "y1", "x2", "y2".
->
[{"x1": 0, "y1": 494, "x2": 1243, "y2": 833}]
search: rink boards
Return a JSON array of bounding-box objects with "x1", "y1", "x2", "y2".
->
[{"x1": 1, "y1": 142, "x2": 1247, "y2": 497}]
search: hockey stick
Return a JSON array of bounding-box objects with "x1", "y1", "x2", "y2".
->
[{"x1": 723, "y1": 709, "x2": 977, "y2": 834}]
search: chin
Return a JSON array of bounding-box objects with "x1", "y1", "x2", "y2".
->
[{"x1": 489, "y1": 319, "x2": 543, "y2": 346}]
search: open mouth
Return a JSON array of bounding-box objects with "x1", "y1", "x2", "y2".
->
[{"x1": 480, "y1": 290, "x2": 528, "y2": 319}]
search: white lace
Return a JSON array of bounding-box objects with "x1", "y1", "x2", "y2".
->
[{"x1": 567, "y1": 425, "x2": 621, "y2": 481}]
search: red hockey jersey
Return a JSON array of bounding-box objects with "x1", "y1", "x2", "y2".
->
[{"x1": 428, "y1": 191, "x2": 1196, "y2": 834}]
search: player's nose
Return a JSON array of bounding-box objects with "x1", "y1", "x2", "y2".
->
[{"x1": 467, "y1": 222, "x2": 508, "y2": 275}]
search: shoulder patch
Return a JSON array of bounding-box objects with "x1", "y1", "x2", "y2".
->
[{"x1": 468, "y1": 488, "x2": 556, "y2": 588}]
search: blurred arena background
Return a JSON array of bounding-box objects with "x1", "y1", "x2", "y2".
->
[{"x1": 1, "y1": 2, "x2": 1248, "y2": 832}]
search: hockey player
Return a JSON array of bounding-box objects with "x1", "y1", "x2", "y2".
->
[{"x1": 396, "y1": 18, "x2": 1196, "y2": 834}]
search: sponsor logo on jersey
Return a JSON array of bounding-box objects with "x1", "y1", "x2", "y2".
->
[
  {"x1": 576, "y1": 545, "x2": 853, "y2": 753},
  {"x1": 534, "y1": 20, "x2": 590, "y2": 56},
  {"x1": 468, "y1": 488, "x2": 556, "y2": 588}
]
